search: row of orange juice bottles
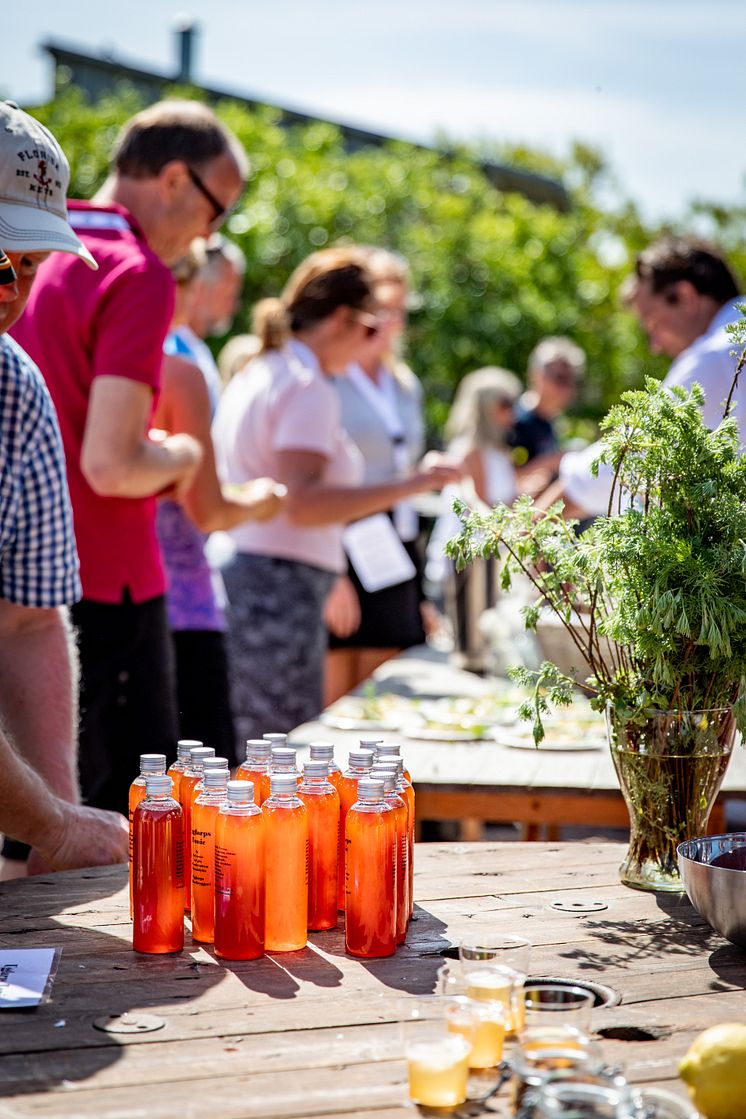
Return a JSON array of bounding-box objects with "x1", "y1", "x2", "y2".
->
[{"x1": 129, "y1": 735, "x2": 415, "y2": 960}]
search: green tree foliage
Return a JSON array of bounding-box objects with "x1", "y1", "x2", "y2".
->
[{"x1": 30, "y1": 85, "x2": 674, "y2": 438}]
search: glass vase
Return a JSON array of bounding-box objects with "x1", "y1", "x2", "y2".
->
[{"x1": 607, "y1": 707, "x2": 736, "y2": 892}]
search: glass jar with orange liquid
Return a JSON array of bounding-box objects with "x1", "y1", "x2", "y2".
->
[
  {"x1": 344, "y1": 778, "x2": 397, "y2": 958},
  {"x1": 336, "y1": 748, "x2": 375, "y2": 910},
  {"x1": 236, "y1": 739, "x2": 271, "y2": 805},
  {"x1": 370, "y1": 766, "x2": 409, "y2": 944},
  {"x1": 214, "y1": 779, "x2": 265, "y2": 960},
  {"x1": 128, "y1": 753, "x2": 167, "y2": 916},
  {"x1": 167, "y1": 740, "x2": 202, "y2": 802},
  {"x1": 132, "y1": 774, "x2": 185, "y2": 954},
  {"x1": 178, "y1": 745, "x2": 215, "y2": 912},
  {"x1": 375, "y1": 757, "x2": 415, "y2": 919},
  {"x1": 263, "y1": 773, "x2": 308, "y2": 952},
  {"x1": 308, "y1": 742, "x2": 342, "y2": 791},
  {"x1": 298, "y1": 759, "x2": 339, "y2": 931},
  {"x1": 191, "y1": 767, "x2": 229, "y2": 944}
]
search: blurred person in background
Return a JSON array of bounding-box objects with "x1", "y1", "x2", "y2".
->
[
  {"x1": 324, "y1": 248, "x2": 432, "y2": 705},
  {"x1": 509, "y1": 336, "x2": 585, "y2": 499},
  {"x1": 14, "y1": 100, "x2": 247, "y2": 815},
  {"x1": 550, "y1": 237, "x2": 743, "y2": 519},
  {"x1": 154, "y1": 242, "x2": 285, "y2": 763},
  {"x1": 173, "y1": 233, "x2": 245, "y2": 399},
  {"x1": 0, "y1": 103, "x2": 127, "y2": 876},
  {"x1": 427, "y1": 366, "x2": 521, "y2": 672},
  {"x1": 212, "y1": 247, "x2": 461, "y2": 745},
  {"x1": 217, "y1": 332, "x2": 261, "y2": 384}
]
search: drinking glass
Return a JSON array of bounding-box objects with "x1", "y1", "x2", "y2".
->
[
  {"x1": 511, "y1": 1033, "x2": 605, "y2": 1114},
  {"x1": 436, "y1": 962, "x2": 508, "y2": 1069},
  {"x1": 534, "y1": 1079, "x2": 698, "y2": 1118},
  {"x1": 522, "y1": 984, "x2": 595, "y2": 1040},
  {"x1": 459, "y1": 934, "x2": 530, "y2": 1032},
  {"x1": 400, "y1": 995, "x2": 477, "y2": 1108}
]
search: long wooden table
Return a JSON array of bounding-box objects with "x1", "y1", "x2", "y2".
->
[
  {"x1": 292, "y1": 649, "x2": 746, "y2": 840},
  {"x1": 1, "y1": 841, "x2": 743, "y2": 1116}
]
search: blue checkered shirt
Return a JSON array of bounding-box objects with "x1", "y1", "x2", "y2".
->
[{"x1": 0, "y1": 335, "x2": 81, "y2": 606}]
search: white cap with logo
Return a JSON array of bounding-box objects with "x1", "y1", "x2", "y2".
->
[{"x1": 0, "y1": 101, "x2": 97, "y2": 269}]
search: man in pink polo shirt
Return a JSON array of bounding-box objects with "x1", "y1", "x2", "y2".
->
[{"x1": 14, "y1": 100, "x2": 247, "y2": 814}]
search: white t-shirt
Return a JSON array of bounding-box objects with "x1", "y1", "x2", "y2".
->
[
  {"x1": 212, "y1": 341, "x2": 363, "y2": 573},
  {"x1": 560, "y1": 298, "x2": 745, "y2": 516}
]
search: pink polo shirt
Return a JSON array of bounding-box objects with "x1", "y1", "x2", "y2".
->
[{"x1": 13, "y1": 201, "x2": 174, "y2": 604}]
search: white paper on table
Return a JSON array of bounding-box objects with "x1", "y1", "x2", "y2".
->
[
  {"x1": 0, "y1": 947, "x2": 61, "y2": 1008},
  {"x1": 343, "y1": 514, "x2": 417, "y2": 593}
]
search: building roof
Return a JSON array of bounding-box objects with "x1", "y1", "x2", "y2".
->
[{"x1": 42, "y1": 35, "x2": 570, "y2": 212}]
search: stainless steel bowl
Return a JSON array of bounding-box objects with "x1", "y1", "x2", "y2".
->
[{"x1": 677, "y1": 832, "x2": 746, "y2": 948}]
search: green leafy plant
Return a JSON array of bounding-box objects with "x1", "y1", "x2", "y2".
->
[{"x1": 446, "y1": 312, "x2": 746, "y2": 745}]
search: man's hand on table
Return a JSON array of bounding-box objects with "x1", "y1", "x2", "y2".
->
[{"x1": 28, "y1": 800, "x2": 129, "y2": 874}]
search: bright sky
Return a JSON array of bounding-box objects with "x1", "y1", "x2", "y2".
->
[{"x1": 5, "y1": 0, "x2": 745, "y2": 222}]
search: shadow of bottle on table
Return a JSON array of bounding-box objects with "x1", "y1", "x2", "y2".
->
[{"x1": 311, "y1": 902, "x2": 452, "y2": 995}]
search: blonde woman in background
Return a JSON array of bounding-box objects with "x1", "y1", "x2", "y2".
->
[
  {"x1": 212, "y1": 247, "x2": 461, "y2": 745},
  {"x1": 324, "y1": 248, "x2": 432, "y2": 705},
  {"x1": 427, "y1": 366, "x2": 521, "y2": 671}
]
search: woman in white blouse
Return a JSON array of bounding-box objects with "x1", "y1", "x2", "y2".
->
[{"x1": 213, "y1": 247, "x2": 460, "y2": 746}]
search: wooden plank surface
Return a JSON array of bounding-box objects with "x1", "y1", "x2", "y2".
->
[{"x1": 1, "y1": 841, "x2": 744, "y2": 1117}]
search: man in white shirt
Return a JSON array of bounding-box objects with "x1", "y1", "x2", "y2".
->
[{"x1": 555, "y1": 237, "x2": 743, "y2": 518}]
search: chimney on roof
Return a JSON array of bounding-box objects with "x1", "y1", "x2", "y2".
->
[{"x1": 175, "y1": 18, "x2": 198, "y2": 84}]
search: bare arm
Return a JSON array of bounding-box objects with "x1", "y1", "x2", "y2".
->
[
  {"x1": 153, "y1": 356, "x2": 285, "y2": 532},
  {"x1": 0, "y1": 738, "x2": 128, "y2": 871},
  {"x1": 0, "y1": 600, "x2": 128, "y2": 870},
  {"x1": 277, "y1": 449, "x2": 463, "y2": 528},
  {"x1": 0, "y1": 602, "x2": 78, "y2": 804},
  {"x1": 534, "y1": 477, "x2": 590, "y2": 519},
  {"x1": 81, "y1": 376, "x2": 202, "y2": 500},
  {"x1": 460, "y1": 447, "x2": 488, "y2": 505}
]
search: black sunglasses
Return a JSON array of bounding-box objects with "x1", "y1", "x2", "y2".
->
[{"x1": 186, "y1": 164, "x2": 232, "y2": 229}]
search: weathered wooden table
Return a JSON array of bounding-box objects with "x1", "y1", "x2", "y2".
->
[
  {"x1": 293, "y1": 650, "x2": 746, "y2": 840},
  {"x1": 1, "y1": 841, "x2": 743, "y2": 1117}
]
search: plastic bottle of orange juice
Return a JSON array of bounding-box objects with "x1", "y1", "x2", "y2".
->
[
  {"x1": 263, "y1": 773, "x2": 308, "y2": 952},
  {"x1": 179, "y1": 745, "x2": 215, "y2": 912},
  {"x1": 371, "y1": 765, "x2": 409, "y2": 944},
  {"x1": 236, "y1": 739, "x2": 271, "y2": 805},
  {"x1": 377, "y1": 757, "x2": 415, "y2": 919},
  {"x1": 128, "y1": 753, "x2": 167, "y2": 916},
  {"x1": 263, "y1": 745, "x2": 301, "y2": 804},
  {"x1": 336, "y1": 749, "x2": 375, "y2": 910},
  {"x1": 308, "y1": 742, "x2": 342, "y2": 791},
  {"x1": 133, "y1": 774, "x2": 185, "y2": 954},
  {"x1": 168, "y1": 739, "x2": 202, "y2": 803},
  {"x1": 344, "y1": 778, "x2": 396, "y2": 958},
  {"x1": 374, "y1": 742, "x2": 412, "y2": 783},
  {"x1": 214, "y1": 780, "x2": 265, "y2": 960},
  {"x1": 191, "y1": 767, "x2": 230, "y2": 944},
  {"x1": 298, "y1": 759, "x2": 339, "y2": 931}
]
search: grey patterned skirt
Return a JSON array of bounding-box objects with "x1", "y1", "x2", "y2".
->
[{"x1": 221, "y1": 552, "x2": 336, "y2": 752}]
